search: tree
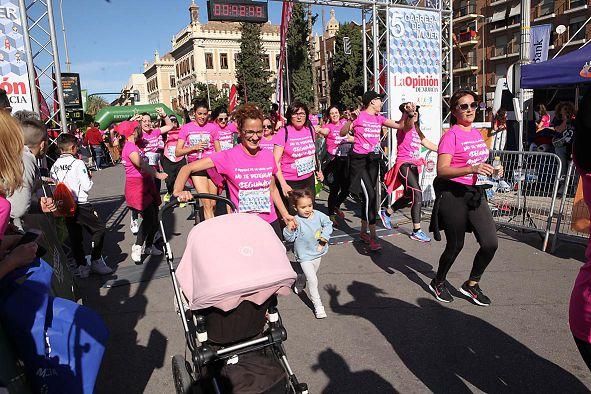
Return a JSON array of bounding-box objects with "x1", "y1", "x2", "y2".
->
[
  {"x1": 85, "y1": 95, "x2": 109, "y2": 117},
  {"x1": 193, "y1": 82, "x2": 229, "y2": 110},
  {"x1": 287, "y1": 3, "x2": 315, "y2": 106},
  {"x1": 235, "y1": 22, "x2": 274, "y2": 110},
  {"x1": 330, "y1": 23, "x2": 364, "y2": 109}
]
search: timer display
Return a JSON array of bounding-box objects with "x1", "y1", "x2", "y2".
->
[{"x1": 207, "y1": 0, "x2": 268, "y2": 23}]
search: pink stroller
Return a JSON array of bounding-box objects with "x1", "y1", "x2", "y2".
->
[{"x1": 159, "y1": 194, "x2": 309, "y2": 394}]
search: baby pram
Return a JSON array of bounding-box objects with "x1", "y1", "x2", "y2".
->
[{"x1": 159, "y1": 194, "x2": 309, "y2": 394}]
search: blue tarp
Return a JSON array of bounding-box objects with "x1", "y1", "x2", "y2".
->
[{"x1": 521, "y1": 44, "x2": 591, "y2": 88}]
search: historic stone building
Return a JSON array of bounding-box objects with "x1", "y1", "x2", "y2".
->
[{"x1": 143, "y1": 50, "x2": 178, "y2": 108}]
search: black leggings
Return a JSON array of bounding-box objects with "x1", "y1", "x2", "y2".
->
[
  {"x1": 326, "y1": 155, "x2": 350, "y2": 215},
  {"x1": 435, "y1": 190, "x2": 498, "y2": 283},
  {"x1": 574, "y1": 336, "x2": 591, "y2": 372},
  {"x1": 350, "y1": 153, "x2": 380, "y2": 225},
  {"x1": 135, "y1": 203, "x2": 158, "y2": 248},
  {"x1": 391, "y1": 163, "x2": 422, "y2": 224},
  {"x1": 160, "y1": 155, "x2": 187, "y2": 194}
]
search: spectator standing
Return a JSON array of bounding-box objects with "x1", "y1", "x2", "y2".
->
[{"x1": 84, "y1": 122, "x2": 105, "y2": 170}]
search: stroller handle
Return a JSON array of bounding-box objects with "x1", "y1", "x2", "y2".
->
[{"x1": 158, "y1": 193, "x2": 237, "y2": 222}]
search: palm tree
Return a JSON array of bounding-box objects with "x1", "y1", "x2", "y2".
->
[{"x1": 86, "y1": 95, "x2": 109, "y2": 117}]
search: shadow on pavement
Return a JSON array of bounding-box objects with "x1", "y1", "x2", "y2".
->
[
  {"x1": 326, "y1": 281, "x2": 588, "y2": 393},
  {"x1": 312, "y1": 348, "x2": 398, "y2": 394}
]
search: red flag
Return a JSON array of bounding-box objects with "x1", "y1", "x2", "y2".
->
[{"x1": 228, "y1": 84, "x2": 238, "y2": 113}]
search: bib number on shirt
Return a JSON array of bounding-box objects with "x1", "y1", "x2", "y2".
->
[
  {"x1": 238, "y1": 189, "x2": 271, "y2": 213},
  {"x1": 166, "y1": 146, "x2": 176, "y2": 160},
  {"x1": 145, "y1": 152, "x2": 160, "y2": 166},
  {"x1": 294, "y1": 155, "x2": 315, "y2": 177},
  {"x1": 188, "y1": 134, "x2": 210, "y2": 146},
  {"x1": 337, "y1": 143, "x2": 351, "y2": 157},
  {"x1": 220, "y1": 140, "x2": 233, "y2": 151},
  {"x1": 372, "y1": 144, "x2": 381, "y2": 154}
]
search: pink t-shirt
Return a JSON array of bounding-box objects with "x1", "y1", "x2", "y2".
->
[
  {"x1": 309, "y1": 114, "x2": 319, "y2": 128},
  {"x1": 0, "y1": 196, "x2": 10, "y2": 240},
  {"x1": 541, "y1": 114, "x2": 550, "y2": 128},
  {"x1": 122, "y1": 142, "x2": 144, "y2": 179},
  {"x1": 275, "y1": 125, "x2": 316, "y2": 181},
  {"x1": 178, "y1": 122, "x2": 216, "y2": 162},
  {"x1": 438, "y1": 125, "x2": 489, "y2": 186},
  {"x1": 570, "y1": 173, "x2": 591, "y2": 343},
  {"x1": 396, "y1": 127, "x2": 422, "y2": 164},
  {"x1": 163, "y1": 128, "x2": 184, "y2": 163},
  {"x1": 325, "y1": 119, "x2": 351, "y2": 156},
  {"x1": 142, "y1": 128, "x2": 163, "y2": 153},
  {"x1": 351, "y1": 111, "x2": 386, "y2": 155},
  {"x1": 212, "y1": 122, "x2": 238, "y2": 151},
  {"x1": 259, "y1": 134, "x2": 277, "y2": 152},
  {"x1": 210, "y1": 145, "x2": 278, "y2": 223}
]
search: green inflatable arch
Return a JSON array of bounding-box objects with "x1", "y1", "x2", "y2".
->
[{"x1": 95, "y1": 104, "x2": 181, "y2": 130}]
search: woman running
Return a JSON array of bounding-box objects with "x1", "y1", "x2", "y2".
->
[
  {"x1": 315, "y1": 105, "x2": 353, "y2": 225},
  {"x1": 259, "y1": 116, "x2": 277, "y2": 152},
  {"x1": 274, "y1": 101, "x2": 322, "y2": 211},
  {"x1": 160, "y1": 115, "x2": 186, "y2": 200},
  {"x1": 380, "y1": 102, "x2": 437, "y2": 242},
  {"x1": 139, "y1": 108, "x2": 174, "y2": 192},
  {"x1": 211, "y1": 106, "x2": 238, "y2": 152},
  {"x1": 429, "y1": 90, "x2": 498, "y2": 306},
  {"x1": 340, "y1": 91, "x2": 405, "y2": 251},
  {"x1": 175, "y1": 100, "x2": 218, "y2": 219},
  {"x1": 173, "y1": 104, "x2": 295, "y2": 238}
]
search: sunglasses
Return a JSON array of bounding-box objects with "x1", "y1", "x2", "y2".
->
[
  {"x1": 263, "y1": 124, "x2": 273, "y2": 129},
  {"x1": 456, "y1": 102, "x2": 479, "y2": 111},
  {"x1": 218, "y1": 117, "x2": 228, "y2": 121}
]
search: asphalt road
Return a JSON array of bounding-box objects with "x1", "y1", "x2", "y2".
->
[{"x1": 78, "y1": 165, "x2": 591, "y2": 393}]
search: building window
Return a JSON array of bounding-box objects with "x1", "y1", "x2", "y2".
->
[
  {"x1": 275, "y1": 54, "x2": 281, "y2": 69},
  {"x1": 569, "y1": 0, "x2": 587, "y2": 9},
  {"x1": 538, "y1": 0, "x2": 554, "y2": 17},
  {"x1": 262, "y1": 54, "x2": 270, "y2": 70},
  {"x1": 234, "y1": 53, "x2": 240, "y2": 67},
  {"x1": 170, "y1": 75, "x2": 176, "y2": 88},
  {"x1": 190, "y1": 56, "x2": 195, "y2": 72},
  {"x1": 205, "y1": 53, "x2": 214, "y2": 69},
  {"x1": 220, "y1": 53, "x2": 228, "y2": 69},
  {"x1": 569, "y1": 16, "x2": 587, "y2": 41}
]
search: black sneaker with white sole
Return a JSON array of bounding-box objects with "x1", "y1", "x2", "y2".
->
[
  {"x1": 459, "y1": 281, "x2": 491, "y2": 306},
  {"x1": 293, "y1": 273, "x2": 307, "y2": 295},
  {"x1": 428, "y1": 279, "x2": 453, "y2": 303}
]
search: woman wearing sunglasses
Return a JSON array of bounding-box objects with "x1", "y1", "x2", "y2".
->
[
  {"x1": 173, "y1": 104, "x2": 295, "y2": 238},
  {"x1": 259, "y1": 116, "x2": 277, "y2": 152},
  {"x1": 212, "y1": 106, "x2": 238, "y2": 152},
  {"x1": 429, "y1": 90, "x2": 498, "y2": 306}
]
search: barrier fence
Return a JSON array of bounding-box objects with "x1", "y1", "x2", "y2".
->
[
  {"x1": 418, "y1": 150, "x2": 563, "y2": 251},
  {"x1": 551, "y1": 161, "x2": 589, "y2": 253}
]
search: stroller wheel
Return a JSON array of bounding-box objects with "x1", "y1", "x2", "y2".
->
[{"x1": 172, "y1": 354, "x2": 194, "y2": 394}]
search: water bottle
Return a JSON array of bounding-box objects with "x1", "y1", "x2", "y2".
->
[{"x1": 492, "y1": 156, "x2": 501, "y2": 180}]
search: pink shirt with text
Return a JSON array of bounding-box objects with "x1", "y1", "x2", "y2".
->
[
  {"x1": 212, "y1": 122, "x2": 238, "y2": 151},
  {"x1": 438, "y1": 125, "x2": 489, "y2": 186},
  {"x1": 210, "y1": 145, "x2": 278, "y2": 223},
  {"x1": 275, "y1": 125, "x2": 316, "y2": 181},
  {"x1": 325, "y1": 119, "x2": 351, "y2": 156},
  {"x1": 122, "y1": 142, "x2": 144, "y2": 179},
  {"x1": 178, "y1": 122, "x2": 216, "y2": 162},
  {"x1": 142, "y1": 128, "x2": 163, "y2": 153},
  {"x1": 396, "y1": 126, "x2": 422, "y2": 164},
  {"x1": 259, "y1": 134, "x2": 277, "y2": 152},
  {"x1": 163, "y1": 128, "x2": 184, "y2": 163},
  {"x1": 351, "y1": 111, "x2": 386, "y2": 155}
]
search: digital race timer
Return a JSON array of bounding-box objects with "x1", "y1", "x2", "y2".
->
[{"x1": 207, "y1": 0, "x2": 268, "y2": 23}]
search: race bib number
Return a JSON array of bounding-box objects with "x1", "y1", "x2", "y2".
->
[
  {"x1": 145, "y1": 152, "x2": 160, "y2": 166},
  {"x1": 373, "y1": 144, "x2": 381, "y2": 154},
  {"x1": 238, "y1": 189, "x2": 271, "y2": 213},
  {"x1": 220, "y1": 140, "x2": 233, "y2": 151},
  {"x1": 188, "y1": 134, "x2": 200, "y2": 146},
  {"x1": 166, "y1": 146, "x2": 176, "y2": 160},
  {"x1": 295, "y1": 155, "x2": 315, "y2": 177},
  {"x1": 337, "y1": 143, "x2": 351, "y2": 157}
]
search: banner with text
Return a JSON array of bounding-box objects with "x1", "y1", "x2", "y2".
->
[
  {"x1": 0, "y1": 1, "x2": 32, "y2": 111},
  {"x1": 530, "y1": 24, "x2": 551, "y2": 64},
  {"x1": 388, "y1": 7, "x2": 441, "y2": 201}
]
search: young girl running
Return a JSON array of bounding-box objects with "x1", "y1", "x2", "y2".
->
[{"x1": 283, "y1": 189, "x2": 333, "y2": 319}]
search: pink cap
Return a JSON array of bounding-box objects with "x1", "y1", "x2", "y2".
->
[{"x1": 116, "y1": 121, "x2": 139, "y2": 138}]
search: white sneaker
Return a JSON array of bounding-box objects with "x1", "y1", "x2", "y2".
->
[
  {"x1": 73, "y1": 265, "x2": 90, "y2": 279},
  {"x1": 314, "y1": 304, "x2": 327, "y2": 319},
  {"x1": 131, "y1": 244, "x2": 143, "y2": 263},
  {"x1": 130, "y1": 218, "x2": 139, "y2": 235},
  {"x1": 91, "y1": 257, "x2": 113, "y2": 275},
  {"x1": 144, "y1": 246, "x2": 163, "y2": 256}
]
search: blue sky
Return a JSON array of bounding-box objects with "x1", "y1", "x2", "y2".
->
[{"x1": 59, "y1": 0, "x2": 361, "y2": 96}]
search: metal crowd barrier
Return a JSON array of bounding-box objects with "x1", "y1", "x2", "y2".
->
[
  {"x1": 551, "y1": 161, "x2": 589, "y2": 253},
  {"x1": 418, "y1": 150, "x2": 563, "y2": 251}
]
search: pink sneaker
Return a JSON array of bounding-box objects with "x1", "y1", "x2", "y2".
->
[
  {"x1": 359, "y1": 232, "x2": 370, "y2": 244},
  {"x1": 368, "y1": 238, "x2": 382, "y2": 251}
]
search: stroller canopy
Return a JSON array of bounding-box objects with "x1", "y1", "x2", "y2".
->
[{"x1": 176, "y1": 213, "x2": 296, "y2": 312}]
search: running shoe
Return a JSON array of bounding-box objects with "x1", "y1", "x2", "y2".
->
[
  {"x1": 428, "y1": 279, "x2": 453, "y2": 303},
  {"x1": 91, "y1": 257, "x2": 113, "y2": 275},
  {"x1": 368, "y1": 238, "x2": 382, "y2": 251},
  {"x1": 410, "y1": 230, "x2": 431, "y2": 243},
  {"x1": 145, "y1": 246, "x2": 163, "y2": 256},
  {"x1": 359, "y1": 232, "x2": 371, "y2": 244},
  {"x1": 73, "y1": 265, "x2": 90, "y2": 279},
  {"x1": 334, "y1": 208, "x2": 345, "y2": 219},
  {"x1": 379, "y1": 209, "x2": 393, "y2": 230},
  {"x1": 459, "y1": 281, "x2": 491, "y2": 306},
  {"x1": 130, "y1": 218, "x2": 139, "y2": 235},
  {"x1": 314, "y1": 304, "x2": 327, "y2": 319},
  {"x1": 292, "y1": 273, "x2": 307, "y2": 294},
  {"x1": 131, "y1": 244, "x2": 142, "y2": 263}
]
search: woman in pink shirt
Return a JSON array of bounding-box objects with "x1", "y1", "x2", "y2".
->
[
  {"x1": 139, "y1": 108, "x2": 174, "y2": 191},
  {"x1": 118, "y1": 120, "x2": 168, "y2": 264},
  {"x1": 315, "y1": 105, "x2": 353, "y2": 224},
  {"x1": 175, "y1": 100, "x2": 218, "y2": 219},
  {"x1": 429, "y1": 90, "x2": 498, "y2": 306},
  {"x1": 173, "y1": 104, "x2": 295, "y2": 238},
  {"x1": 569, "y1": 89, "x2": 591, "y2": 370},
  {"x1": 340, "y1": 91, "x2": 404, "y2": 251},
  {"x1": 259, "y1": 116, "x2": 277, "y2": 152},
  {"x1": 211, "y1": 106, "x2": 238, "y2": 152},
  {"x1": 160, "y1": 115, "x2": 186, "y2": 198}
]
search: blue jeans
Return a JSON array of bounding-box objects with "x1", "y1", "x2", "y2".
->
[{"x1": 92, "y1": 145, "x2": 104, "y2": 168}]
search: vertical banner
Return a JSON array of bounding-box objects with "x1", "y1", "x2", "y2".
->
[
  {"x1": 1, "y1": 1, "x2": 32, "y2": 111},
  {"x1": 275, "y1": 0, "x2": 292, "y2": 113},
  {"x1": 530, "y1": 24, "x2": 551, "y2": 64},
  {"x1": 388, "y1": 7, "x2": 441, "y2": 201}
]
